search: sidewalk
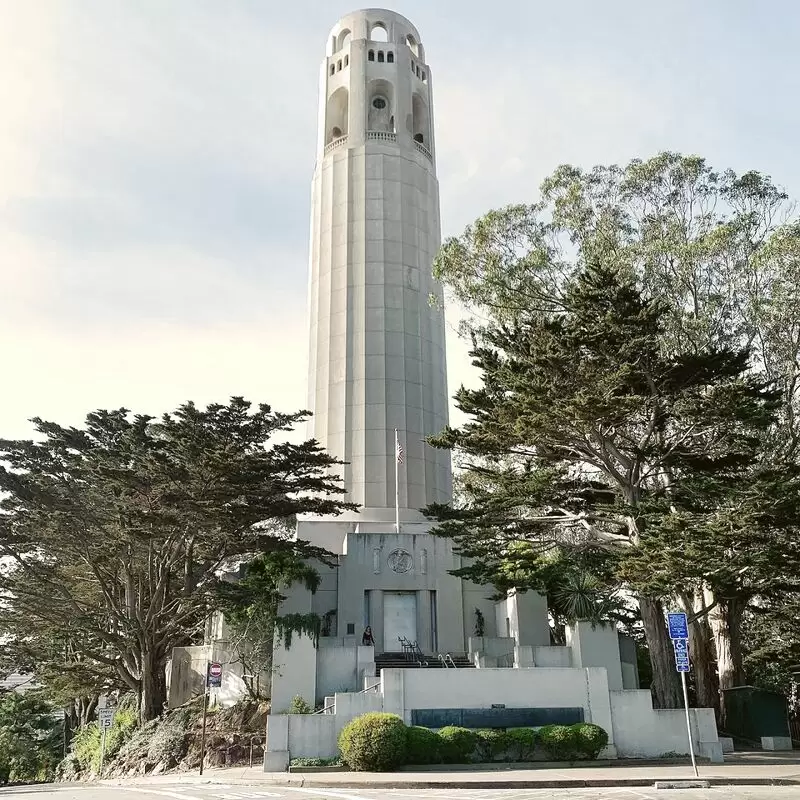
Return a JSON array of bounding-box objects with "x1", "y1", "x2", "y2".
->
[{"x1": 100, "y1": 752, "x2": 800, "y2": 789}]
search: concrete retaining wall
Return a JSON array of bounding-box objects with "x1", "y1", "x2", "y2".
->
[{"x1": 610, "y1": 690, "x2": 719, "y2": 759}]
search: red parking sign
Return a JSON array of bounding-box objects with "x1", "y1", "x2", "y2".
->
[{"x1": 207, "y1": 662, "x2": 222, "y2": 687}]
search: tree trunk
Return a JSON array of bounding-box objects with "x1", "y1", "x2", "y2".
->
[
  {"x1": 709, "y1": 597, "x2": 745, "y2": 729},
  {"x1": 139, "y1": 651, "x2": 167, "y2": 724},
  {"x1": 679, "y1": 590, "x2": 719, "y2": 713},
  {"x1": 639, "y1": 595, "x2": 682, "y2": 708}
]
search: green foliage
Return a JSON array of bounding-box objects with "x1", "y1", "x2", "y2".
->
[
  {"x1": 571, "y1": 723, "x2": 609, "y2": 759},
  {"x1": 0, "y1": 692, "x2": 61, "y2": 784},
  {"x1": 405, "y1": 726, "x2": 442, "y2": 765},
  {"x1": 276, "y1": 614, "x2": 322, "y2": 650},
  {"x1": 0, "y1": 398, "x2": 356, "y2": 724},
  {"x1": 430, "y1": 152, "x2": 800, "y2": 713},
  {"x1": 287, "y1": 696, "x2": 312, "y2": 715},
  {"x1": 437, "y1": 726, "x2": 479, "y2": 764},
  {"x1": 337, "y1": 713, "x2": 407, "y2": 771},
  {"x1": 289, "y1": 756, "x2": 343, "y2": 767},
  {"x1": 537, "y1": 725, "x2": 580, "y2": 761},
  {"x1": 536, "y1": 723, "x2": 608, "y2": 761},
  {"x1": 502, "y1": 727, "x2": 539, "y2": 761}
]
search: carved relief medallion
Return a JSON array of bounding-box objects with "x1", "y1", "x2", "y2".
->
[{"x1": 388, "y1": 548, "x2": 413, "y2": 574}]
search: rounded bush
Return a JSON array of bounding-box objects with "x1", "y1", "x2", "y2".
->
[
  {"x1": 405, "y1": 726, "x2": 441, "y2": 765},
  {"x1": 538, "y1": 724, "x2": 579, "y2": 761},
  {"x1": 437, "y1": 726, "x2": 479, "y2": 764},
  {"x1": 571, "y1": 723, "x2": 609, "y2": 759},
  {"x1": 338, "y1": 713, "x2": 407, "y2": 772}
]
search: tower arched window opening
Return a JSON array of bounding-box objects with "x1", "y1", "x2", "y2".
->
[
  {"x1": 416, "y1": 66, "x2": 421, "y2": 78},
  {"x1": 370, "y1": 22, "x2": 389, "y2": 42},
  {"x1": 337, "y1": 29, "x2": 352, "y2": 51},
  {"x1": 421, "y1": 71, "x2": 426, "y2": 82},
  {"x1": 337, "y1": 59, "x2": 342, "y2": 71},
  {"x1": 387, "y1": 51, "x2": 394, "y2": 63},
  {"x1": 344, "y1": 55, "x2": 349, "y2": 67},
  {"x1": 414, "y1": 133, "x2": 424, "y2": 143},
  {"x1": 330, "y1": 64, "x2": 335, "y2": 76},
  {"x1": 406, "y1": 34, "x2": 420, "y2": 57},
  {"x1": 368, "y1": 50, "x2": 375, "y2": 61},
  {"x1": 378, "y1": 51, "x2": 385, "y2": 63}
]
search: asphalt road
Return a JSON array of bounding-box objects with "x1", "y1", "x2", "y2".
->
[{"x1": 2, "y1": 785, "x2": 800, "y2": 800}]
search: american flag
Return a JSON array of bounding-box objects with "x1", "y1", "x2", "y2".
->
[{"x1": 395, "y1": 433, "x2": 405, "y2": 464}]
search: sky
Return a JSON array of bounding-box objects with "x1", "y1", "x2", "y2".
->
[{"x1": 2, "y1": 0, "x2": 800, "y2": 440}]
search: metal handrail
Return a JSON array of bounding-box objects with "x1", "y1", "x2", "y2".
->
[
  {"x1": 437, "y1": 653, "x2": 449, "y2": 668},
  {"x1": 445, "y1": 653, "x2": 457, "y2": 669}
]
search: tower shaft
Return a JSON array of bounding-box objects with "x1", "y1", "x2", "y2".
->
[{"x1": 307, "y1": 10, "x2": 451, "y2": 515}]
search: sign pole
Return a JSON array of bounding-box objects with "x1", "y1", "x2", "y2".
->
[
  {"x1": 99, "y1": 726, "x2": 107, "y2": 775},
  {"x1": 199, "y1": 677, "x2": 209, "y2": 776},
  {"x1": 681, "y1": 670, "x2": 699, "y2": 778},
  {"x1": 668, "y1": 611, "x2": 700, "y2": 779}
]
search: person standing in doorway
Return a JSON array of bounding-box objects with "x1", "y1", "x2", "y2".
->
[{"x1": 362, "y1": 626, "x2": 375, "y2": 646}]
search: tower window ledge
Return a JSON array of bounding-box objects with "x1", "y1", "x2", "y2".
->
[
  {"x1": 325, "y1": 135, "x2": 349, "y2": 154},
  {"x1": 414, "y1": 140, "x2": 432, "y2": 160},
  {"x1": 367, "y1": 131, "x2": 397, "y2": 143}
]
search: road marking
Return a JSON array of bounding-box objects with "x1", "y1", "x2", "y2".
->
[
  {"x1": 118, "y1": 788, "x2": 208, "y2": 800},
  {"x1": 281, "y1": 788, "x2": 380, "y2": 800}
]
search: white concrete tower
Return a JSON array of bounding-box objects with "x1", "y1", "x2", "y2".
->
[{"x1": 307, "y1": 9, "x2": 451, "y2": 519}]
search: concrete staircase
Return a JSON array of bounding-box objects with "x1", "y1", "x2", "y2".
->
[{"x1": 375, "y1": 652, "x2": 475, "y2": 671}]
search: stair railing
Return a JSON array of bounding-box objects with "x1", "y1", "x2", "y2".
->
[
  {"x1": 444, "y1": 653, "x2": 457, "y2": 669},
  {"x1": 437, "y1": 653, "x2": 450, "y2": 668}
]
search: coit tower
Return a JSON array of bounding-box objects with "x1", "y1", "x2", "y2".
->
[{"x1": 306, "y1": 8, "x2": 451, "y2": 521}]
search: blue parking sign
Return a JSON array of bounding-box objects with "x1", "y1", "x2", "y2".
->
[{"x1": 668, "y1": 612, "x2": 689, "y2": 640}]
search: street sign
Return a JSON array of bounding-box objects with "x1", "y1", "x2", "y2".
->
[
  {"x1": 675, "y1": 658, "x2": 690, "y2": 673},
  {"x1": 98, "y1": 708, "x2": 115, "y2": 730},
  {"x1": 673, "y1": 639, "x2": 689, "y2": 656},
  {"x1": 668, "y1": 612, "x2": 689, "y2": 640},
  {"x1": 207, "y1": 662, "x2": 223, "y2": 688}
]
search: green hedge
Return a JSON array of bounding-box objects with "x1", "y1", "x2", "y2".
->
[
  {"x1": 437, "y1": 726, "x2": 479, "y2": 764},
  {"x1": 405, "y1": 726, "x2": 442, "y2": 765},
  {"x1": 338, "y1": 713, "x2": 407, "y2": 771},
  {"x1": 335, "y1": 714, "x2": 609, "y2": 770}
]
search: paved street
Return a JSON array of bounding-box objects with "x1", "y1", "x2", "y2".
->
[{"x1": 3, "y1": 785, "x2": 800, "y2": 800}]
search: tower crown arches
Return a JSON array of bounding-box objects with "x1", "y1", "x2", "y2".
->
[
  {"x1": 320, "y1": 9, "x2": 434, "y2": 163},
  {"x1": 327, "y1": 9, "x2": 423, "y2": 55}
]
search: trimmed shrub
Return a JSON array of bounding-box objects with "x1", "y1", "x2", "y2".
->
[
  {"x1": 474, "y1": 729, "x2": 506, "y2": 762},
  {"x1": 504, "y1": 727, "x2": 538, "y2": 761},
  {"x1": 405, "y1": 726, "x2": 441, "y2": 765},
  {"x1": 437, "y1": 726, "x2": 479, "y2": 764},
  {"x1": 338, "y1": 713, "x2": 407, "y2": 771},
  {"x1": 572, "y1": 723, "x2": 609, "y2": 759},
  {"x1": 538, "y1": 724, "x2": 579, "y2": 761}
]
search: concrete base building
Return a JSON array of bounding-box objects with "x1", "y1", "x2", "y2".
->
[{"x1": 170, "y1": 8, "x2": 723, "y2": 766}]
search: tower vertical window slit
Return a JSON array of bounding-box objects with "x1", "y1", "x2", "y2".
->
[
  {"x1": 368, "y1": 50, "x2": 375, "y2": 61},
  {"x1": 344, "y1": 55, "x2": 349, "y2": 67},
  {"x1": 330, "y1": 64, "x2": 335, "y2": 76},
  {"x1": 378, "y1": 51, "x2": 385, "y2": 63},
  {"x1": 337, "y1": 59, "x2": 342, "y2": 71},
  {"x1": 387, "y1": 51, "x2": 394, "y2": 63}
]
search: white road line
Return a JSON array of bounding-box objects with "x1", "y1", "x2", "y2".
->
[
  {"x1": 281, "y1": 788, "x2": 383, "y2": 800},
  {"x1": 118, "y1": 788, "x2": 208, "y2": 800}
]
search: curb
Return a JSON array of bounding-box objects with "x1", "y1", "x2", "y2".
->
[
  {"x1": 101, "y1": 776, "x2": 800, "y2": 790},
  {"x1": 272, "y1": 778, "x2": 800, "y2": 789}
]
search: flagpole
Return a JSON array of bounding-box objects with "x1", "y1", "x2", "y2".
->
[{"x1": 394, "y1": 428, "x2": 400, "y2": 534}]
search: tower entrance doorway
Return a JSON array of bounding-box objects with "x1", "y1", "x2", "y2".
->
[{"x1": 383, "y1": 592, "x2": 417, "y2": 652}]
